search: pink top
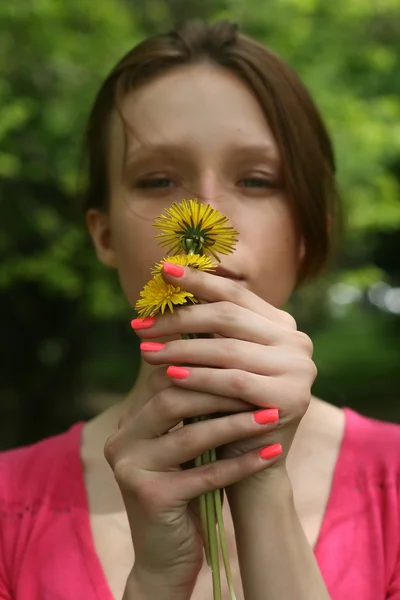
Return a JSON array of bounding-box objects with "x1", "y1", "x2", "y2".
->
[{"x1": 1, "y1": 407, "x2": 400, "y2": 599}]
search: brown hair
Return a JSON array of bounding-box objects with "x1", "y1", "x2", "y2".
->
[{"x1": 83, "y1": 19, "x2": 343, "y2": 286}]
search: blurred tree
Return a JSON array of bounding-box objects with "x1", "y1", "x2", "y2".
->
[{"x1": 0, "y1": 1, "x2": 141, "y2": 445}]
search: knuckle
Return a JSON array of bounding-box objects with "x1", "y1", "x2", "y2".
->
[
  {"x1": 177, "y1": 422, "x2": 196, "y2": 447},
  {"x1": 226, "y1": 279, "x2": 245, "y2": 304},
  {"x1": 308, "y1": 360, "x2": 318, "y2": 382},
  {"x1": 223, "y1": 337, "x2": 240, "y2": 356},
  {"x1": 296, "y1": 331, "x2": 314, "y2": 354},
  {"x1": 230, "y1": 369, "x2": 250, "y2": 394},
  {"x1": 285, "y1": 331, "x2": 313, "y2": 357},
  {"x1": 152, "y1": 388, "x2": 181, "y2": 422},
  {"x1": 103, "y1": 432, "x2": 122, "y2": 467},
  {"x1": 199, "y1": 462, "x2": 221, "y2": 490},
  {"x1": 112, "y1": 457, "x2": 140, "y2": 490},
  {"x1": 294, "y1": 356, "x2": 317, "y2": 378},
  {"x1": 216, "y1": 301, "x2": 237, "y2": 324},
  {"x1": 290, "y1": 381, "x2": 312, "y2": 416},
  {"x1": 279, "y1": 311, "x2": 298, "y2": 330},
  {"x1": 202, "y1": 456, "x2": 245, "y2": 489},
  {"x1": 114, "y1": 468, "x2": 167, "y2": 514}
]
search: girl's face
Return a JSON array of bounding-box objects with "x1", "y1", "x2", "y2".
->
[{"x1": 87, "y1": 63, "x2": 304, "y2": 311}]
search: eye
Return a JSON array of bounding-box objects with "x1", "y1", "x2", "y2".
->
[
  {"x1": 239, "y1": 177, "x2": 274, "y2": 188},
  {"x1": 136, "y1": 177, "x2": 175, "y2": 189}
]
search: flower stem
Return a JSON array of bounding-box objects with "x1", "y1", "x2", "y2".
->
[
  {"x1": 194, "y1": 447, "x2": 211, "y2": 565},
  {"x1": 181, "y1": 332, "x2": 236, "y2": 600},
  {"x1": 182, "y1": 335, "x2": 212, "y2": 566},
  {"x1": 201, "y1": 445, "x2": 221, "y2": 600},
  {"x1": 211, "y1": 448, "x2": 237, "y2": 600}
]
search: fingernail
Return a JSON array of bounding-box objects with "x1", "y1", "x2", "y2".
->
[
  {"x1": 131, "y1": 317, "x2": 155, "y2": 330},
  {"x1": 254, "y1": 408, "x2": 279, "y2": 425},
  {"x1": 140, "y1": 342, "x2": 165, "y2": 352},
  {"x1": 259, "y1": 443, "x2": 283, "y2": 460},
  {"x1": 163, "y1": 262, "x2": 185, "y2": 277},
  {"x1": 166, "y1": 365, "x2": 190, "y2": 379}
]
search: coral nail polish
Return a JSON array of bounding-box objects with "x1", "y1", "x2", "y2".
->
[
  {"x1": 140, "y1": 342, "x2": 165, "y2": 352},
  {"x1": 166, "y1": 365, "x2": 190, "y2": 379},
  {"x1": 131, "y1": 317, "x2": 155, "y2": 329},
  {"x1": 254, "y1": 408, "x2": 279, "y2": 424},
  {"x1": 163, "y1": 262, "x2": 185, "y2": 277},
  {"x1": 259, "y1": 443, "x2": 283, "y2": 460}
]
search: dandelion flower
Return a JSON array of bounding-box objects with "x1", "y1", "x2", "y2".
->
[
  {"x1": 135, "y1": 274, "x2": 197, "y2": 318},
  {"x1": 151, "y1": 253, "x2": 217, "y2": 276},
  {"x1": 153, "y1": 198, "x2": 239, "y2": 262}
]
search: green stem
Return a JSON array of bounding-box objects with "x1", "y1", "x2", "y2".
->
[
  {"x1": 181, "y1": 332, "x2": 236, "y2": 599},
  {"x1": 181, "y1": 333, "x2": 211, "y2": 566},
  {"x1": 182, "y1": 339, "x2": 211, "y2": 566},
  {"x1": 211, "y1": 448, "x2": 237, "y2": 600},
  {"x1": 194, "y1": 449, "x2": 211, "y2": 566},
  {"x1": 202, "y1": 447, "x2": 221, "y2": 600}
]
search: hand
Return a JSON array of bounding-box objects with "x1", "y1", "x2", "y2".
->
[
  {"x1": 137, "y1": 263, "x2": 317, "y2": 478},
  {"x1": 104, "y1": 344, "x2": 283, "y2": 595}
]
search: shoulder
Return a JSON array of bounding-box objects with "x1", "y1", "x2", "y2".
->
[
  {"x1": 337, "y1": 408, "x2": 400, "y2": 589},
  {"x1": 0, "y1": 422, "x2": 84, "y2": 507},
  {"x1": 305, "y1": 398, "x2": 400, "y2": 497},
  {"x1": 0, "y1": 423, "x2": 85, "y2": 594},
  {"x1": 343, "y1": 407, "x2": 400, "y2": 478},
  {"x1": 309, "y1": 398, "x2": 400, "y2": 476}
]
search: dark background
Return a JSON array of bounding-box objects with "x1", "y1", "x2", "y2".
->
[{"x1": 1, "y1": 0, "x2": 399, "y2": 451}]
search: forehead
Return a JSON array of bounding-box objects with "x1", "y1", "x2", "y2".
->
[{"x1": 108, "y1": 63, "x2": 279, "y2": 164}]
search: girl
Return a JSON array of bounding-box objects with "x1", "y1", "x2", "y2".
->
[{"x1": 1, "y1": 19, "x2": 399, "y2": 600}]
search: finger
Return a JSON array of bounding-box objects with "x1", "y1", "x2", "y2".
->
[
  {"x1": 129, "y1": 386, "x2": 252, "y2": 439},
  {"x1": 175, "y1": 443, "x2": 283, "y2": 502},
  {"x1": 141, "y1": 408, "x2": 279, "y2": 470},
  {"x1": 165, "y1": 365, "x2": 313, "y2": 414},
  {"x1": 118, "y1": 366, "x2": 175, "y2": 423},
  {"x1": 134, "y1": 301, "x2": 285, "y2": 345},
  {"x1": 141, "y1": 337, "x2": 304, "y2": 375},
  {"x1": 161, "y1": 263, "x2": 297, "y2": 329}
]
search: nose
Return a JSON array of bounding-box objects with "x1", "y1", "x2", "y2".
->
[{"x1": 192, "y1": 172, "x2": 229, "y2": 211}]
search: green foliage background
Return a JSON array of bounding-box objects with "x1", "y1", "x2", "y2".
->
[{"x1": 1, "y1": 0, "x2": 399, "y2": 448}]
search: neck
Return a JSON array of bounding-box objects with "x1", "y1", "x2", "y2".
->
[
  {"x1": 82, "y1": 343, "x2": 177, "y2": 460},
  {"x1": 123, "y1": 332, "x2": 181, "y2": 414}
]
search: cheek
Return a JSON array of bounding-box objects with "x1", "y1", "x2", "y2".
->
[
  {"x1": 110, "y1": 210, "x2": 165, "y2": 306},
  {"x1": 246, "y1": 209, "x2": 299, "y2": 308}
]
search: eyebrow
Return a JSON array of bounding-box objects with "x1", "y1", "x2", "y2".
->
[
  {"x1": 229, "y1": 142, "x2": 280, "y2": 162},
  {"x1": 125, "y1": 141, "x2": 280, "y2": 163},
  {"x1": 126, "y1": 143, "x2": 191, "y2": 162}
]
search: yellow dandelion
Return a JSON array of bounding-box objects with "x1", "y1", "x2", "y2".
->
[
  {"x1": 153, "y1": 198, "x2": 239, "y2": 262},
  {"x1": 135, "y1": 274, "x2": 198, "y2": 318},
  {"x1": 151, "y1": 253, "x2": 217, "y2": 276}
]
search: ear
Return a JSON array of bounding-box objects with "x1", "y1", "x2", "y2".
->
[{"x1": 86, "y1": 209, "x2": 117, "y2": 268}]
